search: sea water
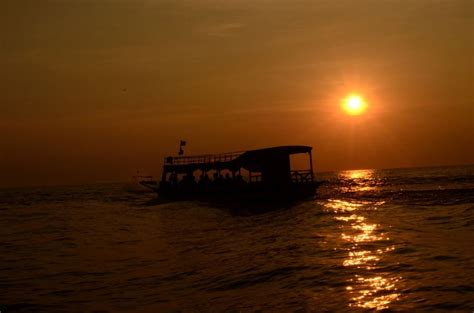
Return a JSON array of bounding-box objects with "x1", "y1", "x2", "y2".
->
[{"x1": 1, "y1": 165, "x2": 473, "y2": 312}]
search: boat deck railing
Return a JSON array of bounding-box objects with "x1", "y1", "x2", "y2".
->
[
  {"x1": 290, "y1": 170, "x2": 314, "y2": 183},
  {"x1": 165, "y1": 151, "x2": 245, "y2": 165},
  {"x1": 249, "y1": 170, "x2": 314, "y2": 184}
]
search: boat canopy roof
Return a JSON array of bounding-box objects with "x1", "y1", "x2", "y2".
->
[
  {"x1": 236, "y1": 145, "x2": 311, "y2": 172},
  {"x1": 239, "y1": 145, "x2": 311, "y2": 159},
  {"x1": 163, "y1": 145, "x2": 312, "y2": 174}
]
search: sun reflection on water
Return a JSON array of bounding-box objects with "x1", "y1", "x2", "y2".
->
[
  {"x1": 325, "y1": 199, "x2": 363, "y2": 212},
  {"x1": 343, "y1": 250, "x2": 379, "y2": 267},
  {"x1": 340, "y1": 169, "x2": 375, "y2": 180},
  {"x1": 324, "y1": 170, "x2": 401, "y2": 310},
  {"x1": 339, "y1": 169, "x2": 381, "y2": 193},
  {"x1": 348, "y1": 275, "x2": 402, "y2": 310}
]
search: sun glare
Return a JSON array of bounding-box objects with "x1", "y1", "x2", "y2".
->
[{"x1": 342, "y1": 94, "x2": 367, "y2": 116}]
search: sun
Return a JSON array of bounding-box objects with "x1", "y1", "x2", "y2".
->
[{"x1": 342, "y1": 94, "x2": 367, "y2": 116}]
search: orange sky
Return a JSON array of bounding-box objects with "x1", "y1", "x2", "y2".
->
[{"x1": 1, "y1": 0, "x2": 473, "y2": 188}]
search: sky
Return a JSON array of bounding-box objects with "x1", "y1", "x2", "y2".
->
[{"x1": 1, "y1": 0, "x2": 473, "y2": 188}]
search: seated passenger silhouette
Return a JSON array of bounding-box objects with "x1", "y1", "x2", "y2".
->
[
  {"x1": 223, "y1": 173, "x2": 232, "y2": 189},
  {"x1": 169, "y1": 173, "x2": 178, "y2": 188},
  {"x1": 180, "y1": 172, "x2": 196, "y2": 193},
  {"x1": 198, "y1": 173, "x2": 211, "y2": 192}
]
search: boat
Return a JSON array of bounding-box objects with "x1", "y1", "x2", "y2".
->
[{"x1": 140, "y1": 145, "x2": 318, "y2": 201}]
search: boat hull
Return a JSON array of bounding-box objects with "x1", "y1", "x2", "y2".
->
[{"x1": 151, "y1": 182, "x2": 319, "y2": 203}]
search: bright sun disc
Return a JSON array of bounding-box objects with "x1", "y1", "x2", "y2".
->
[{"x1": 342, "y1": 94, "x2": 367, "y2": 116}]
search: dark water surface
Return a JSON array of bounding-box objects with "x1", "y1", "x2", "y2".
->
[{"x1": 1, "y1": 166, "x2": 474, "y2": 312}]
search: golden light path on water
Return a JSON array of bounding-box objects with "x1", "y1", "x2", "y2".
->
[
  {"x1": 323, "y1": 169, "x2": 402, "y2": 310},
  {"x1": 338, "y1": 169, "x2": 380, "y2": 193}
]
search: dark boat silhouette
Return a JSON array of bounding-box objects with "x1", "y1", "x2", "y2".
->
[{"x1": 140, "y1": 145, "x2": 318, "y2": 201}]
